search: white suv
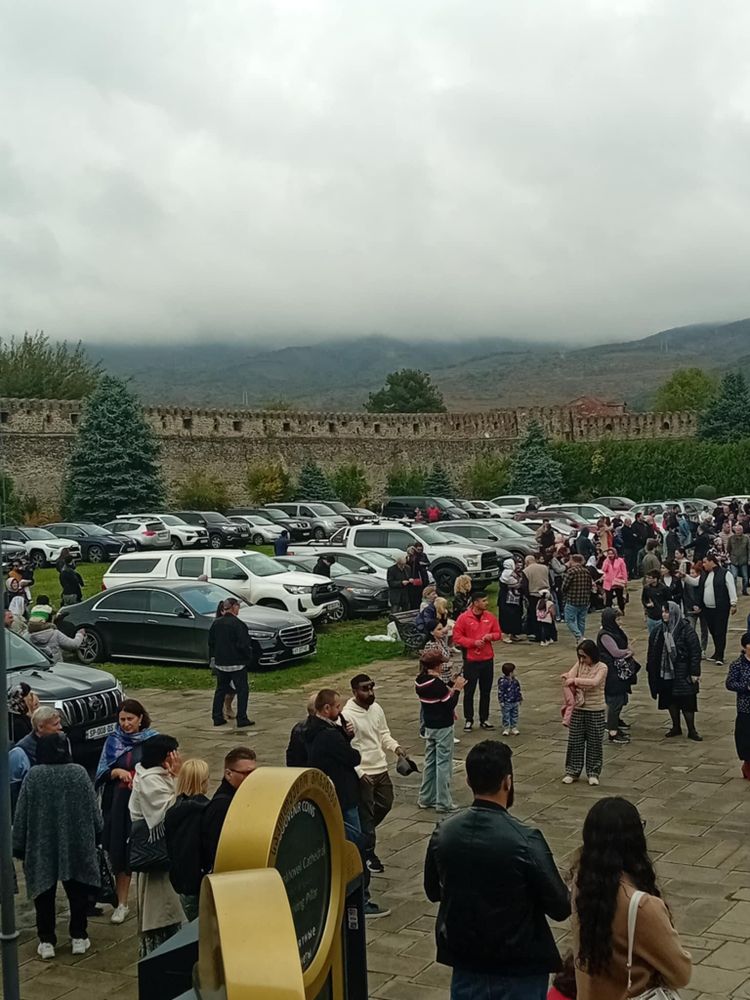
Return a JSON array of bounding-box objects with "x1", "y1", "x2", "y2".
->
[
  {"x1": 0, "y1": 526, "x2": 81, "y2": 568},
  {"x1": 102, "y1": 549, "x2": 341, "y2": 621},
  {"x1": 118, "y1": 513, "x2": 209, "y2": 549}
]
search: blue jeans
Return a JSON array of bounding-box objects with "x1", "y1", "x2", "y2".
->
[
  {"x1": 342, "y1": 806, "x2": 370, "y2": 904},
  {"x1": 501, "y1": 703, "x2": 519, "y2": 729},
  {"x1": 730, "y1": 563, "x2": 749, "y2": 595},
  {"x1": 563, "y1": 603, "x2": 587, "y2": 639},
  {"x1": 418, "y1": 724, "x2": 455, "y2": 810},
  {"x1": 451, "y1": 968, "x2": 548, "y2": 1000}
]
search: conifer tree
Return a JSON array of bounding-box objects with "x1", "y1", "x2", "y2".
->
[
  {"x1": 295, "y1": 462, "x2": 337, "y2": 501},
  {"x1": 507, "y1": 420, "x2": 563, "y2": 503},
  {"x1": 423, "y1": 462, "x2": 455, "y2": 497},
  {"x1": 698, "y1": 372, "x2": 750, "y2": 443}
]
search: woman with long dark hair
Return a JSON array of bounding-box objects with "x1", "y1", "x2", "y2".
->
[
  {"x1": 572, "y1": 797, "x2": 691, "y2": 999},
  {"x1": 561, "y1": 640, "x2": 607, "y2": 786}
]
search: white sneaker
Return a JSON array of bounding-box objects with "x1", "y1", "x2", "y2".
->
[
  {"x1": 111, "y1": 904, "x2": 129, "y2": 925},
  {"x1": 453, "y1": 737, "x2": 460, "y2": 744},
  {"x1": 562, "y1": 775, "x2": 575, "y2": 784},
  {"x1": 588, "y1": 776, "x2": 600, "y2": 786},
  {"x1": 511, "y1": 728, "x2": 520, "y2": 735},
  {"x1": 502, "y1": 728, "x2": 510, "y2": 735},
  {"x1": 71, "y1": 938, "x2": 90, "y2": 956},
  {"x1": 37, "y1": 942, "x2": 55, "y2": 960}
]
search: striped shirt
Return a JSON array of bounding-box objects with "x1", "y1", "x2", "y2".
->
[{"x1": 415, "y1": 672, "x2": 459, "y2": 729}]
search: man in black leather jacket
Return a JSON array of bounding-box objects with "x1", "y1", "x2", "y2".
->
[{"x1": 424, "y1": 740, "x2": 570, "y2": 999}]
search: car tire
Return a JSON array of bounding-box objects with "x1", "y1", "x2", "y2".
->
[
  {"x1": 170, "y1": 537, "x2": 183, "y2": 549},
  {"x1": 209, "y1": 533, "x2": 223, "y2": 549},
  {"x1": 88, "y1": 544, "x2": 105, "y2": 563},
  {"x1": 252, "y1": 533, "x2": 265, "y2": 546},
  {"x1": 78, "y1": 627, "x2": 106, "y2": 664},
  {"x1": 313, "y1": 527, "x2": 326, "y2": 540},
  {"x1": 434, "y1": 566, "x2": 459, "y2": 596},
  {"x1": 29, "y1": 549, "x2": 47, "y2": 569},
  {"x1": 327, "y1": 599, "x2": 347, "y2": 622}
]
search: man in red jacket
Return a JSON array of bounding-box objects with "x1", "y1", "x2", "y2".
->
[{"x1": 452, "y1": 592, "x2": 502, "y2": 731}]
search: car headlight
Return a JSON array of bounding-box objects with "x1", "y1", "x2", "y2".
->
[
  {"x1": 346, "y1": 587, "x2": 374, "y2": 596},
  {"x1": 247, "y1": 629, "x2": 274, "y2": 640},
  {"x1": 284, "y1": 585, "x2": 313, "y2": 594}
]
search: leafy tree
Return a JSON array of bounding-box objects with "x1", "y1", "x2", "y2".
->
[
  {"x1": 63, "y1": 376, "x2": 165, "y2": 520},
  {"x1": 295, "y1": 462, "x2": 337, "y2": 501},
  {"x1": 246, "y1": 461, "x2": 291, "y2": 505},
  {"x1": 365, "y1": 369, "x2": 446, "y2": 413},
  {"x1": 261, "y1": 398, "x2": 296, "y2": 411},
  {"x1": 698, "y1": 372, "x2": 750, "y2": 443},
  {"x1": 331, "y1": 464, "x2": 370, "y2": 507},
  {"x1": 507, "y1": 420, "x2": 564, "y2": 503},
  {"x1": 461, "y1": 455, "x2": 509, "y2": 498},
  {"x1": 424, "y1": 462, "x2": 455, "y2": 497},
  {"x1": 386, "y1": 465, "x2": 426, "y2": 496},
  {"x1": 653, "y1": 367, "x2": 718, "y2": 412},
  {"x1": 0, "y1": 331, "x2": 102, "y2": 399},
  {"x1": 175, "y1": 471, "x2": 231, "y2": 512},
  {"x1": 0, "y1": 473, "x2": 22, "y2": 524}
]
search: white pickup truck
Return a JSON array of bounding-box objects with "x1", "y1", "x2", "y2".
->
[
  {"x1": 291, "y1": 521, "x2": 498, "y2": 595},
  {"x1": 102, "y1": 549, "x2": 341, "y2": 621}
]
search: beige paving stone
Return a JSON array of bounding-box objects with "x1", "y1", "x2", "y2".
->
[{"x1": 701, "y1": 941, "x2": 750, "y2": 972}]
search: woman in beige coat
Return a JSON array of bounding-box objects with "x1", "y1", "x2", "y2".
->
[{"x1": 572, "y1": 796, "x2": 691, "y2": 1000}]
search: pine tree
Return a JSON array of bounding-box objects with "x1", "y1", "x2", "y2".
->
[
  {"x1": 507, "y1": 420, "x2": 564, "y2": 503},
  {"x1": 295, "y1": 462, "x2": 337, "y2": 501},
  {"x1": 423, "y1": 462, "x2": 455, "y2": 497},
  {"x1": 698, "y1": 372, "x2": 750, "y2": 443},
  {"x1": 64, "y1": 376, "x2": 165, "y2": 520}
]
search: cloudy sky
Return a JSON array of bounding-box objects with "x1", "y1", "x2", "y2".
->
[{"x1": 2, "y1": 0, "x2": 750, "y2": 346}]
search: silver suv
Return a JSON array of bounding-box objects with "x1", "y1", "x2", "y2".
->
[{"x1": 269, "y1": 503, "x2": 349, "y2": 540}]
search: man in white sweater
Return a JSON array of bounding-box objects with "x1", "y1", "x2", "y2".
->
[{"x1": 344, "y1": 673, "x2": 405, "y2": 875}]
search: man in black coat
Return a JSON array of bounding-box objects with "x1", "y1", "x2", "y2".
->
[
  {"x1": 208, "y1": 597, "x2": 254, "y2": 727},
  {"x1": 424, "y1": 741, "x2": 570, "y2": 999},
  {"x1": 694, "y1": 553, "x2": 737, "y2": 665},
  {"x1": 200, "y1": 746, "x2": 257, "y2": 874},
  {"x1": 313, "y1": 555, "x2": 335, "y2": 578}
]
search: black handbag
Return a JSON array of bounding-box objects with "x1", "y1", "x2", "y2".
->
[
  {"x1": 96, "y1": 848, "x2": 118, "y2": 906},
  {"x1": 128, "y1": 818, "x2": 170, "y2": 873}
]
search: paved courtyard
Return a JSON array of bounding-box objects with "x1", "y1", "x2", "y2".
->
[{"x1": 6, "y1": 595, "x2": 750, "y2": 999}]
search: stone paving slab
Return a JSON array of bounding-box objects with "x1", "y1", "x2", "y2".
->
[{"x1": 3, "y1": 592, "x2": 750, "y2": 998}]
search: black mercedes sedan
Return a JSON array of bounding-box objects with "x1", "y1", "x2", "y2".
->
[
  {"x1": 274, "y1": 555, "x2": 389, "y2": 620},
  {"x1": 43, "y1": 521, "x2": 137, "y2": 563},
  {"x1": 56, "y1": 580, "x2": 316, "y2": 669}
]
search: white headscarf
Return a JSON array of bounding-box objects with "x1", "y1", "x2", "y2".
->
[{"x1": 500, "y1": 558, "x2": 517, "y2": 585}]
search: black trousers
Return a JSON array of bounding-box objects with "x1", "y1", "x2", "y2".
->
[
  {"x1": 606, "y1": 587, "x2": 626, "y2": 613},
  {"x1": 703, "y1": 607, "x2": 730, "y2": 661},
  {"x1": 35, "y1": 880, "x2": 90, "y2": 945},
  {"x1": 212, "y1": 669, "x2": 249, "y2": 724},
  {"x1": 463, "y1": 659, "x2": 494, "y2": 724},
  {"x1": 623, "y1": 547, "x2": 639, "y2": 578},
  {"x1": 358, "y1": 772, "x2": 394, "y2": 856}
]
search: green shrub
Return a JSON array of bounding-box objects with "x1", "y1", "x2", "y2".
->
[
  {"x1": 461, "y1": 455, "x2": 509, "y2": 498},
  {"x1": 331, "y1": 464, "x2": 370, "y2": 507},
  {"x1": 175, "y1": 472, "x2": 231, "y2": 512},
  {"x1": 246, "y1": 461, "x2": 292, "y2": 505},
  {"x1": 386, "y1": 465, "x2": 426, "y2": 496}
]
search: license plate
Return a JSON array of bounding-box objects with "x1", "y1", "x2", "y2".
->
[
  {"x1": 86, "y1": 722, "x2": 116, "y2": 740},
  {"x1": 292, "y1": 644, "x2": 310, "y2": 655}
]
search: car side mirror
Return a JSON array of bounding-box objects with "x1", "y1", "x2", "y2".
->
[
  {"x1": 232, "y1": 572, "x2": 248, "y2": 581},
  {"x1": 362, "y1": 566, "x2": 375, "y2": 573},
  {"x1": 177, "y1": 608, "x2": 192, "y2": 618}
]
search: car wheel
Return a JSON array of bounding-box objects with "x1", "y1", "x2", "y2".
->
[
  {"x1": 170, "y1": 536, "x2": 183, "y2": 549},
  {"x1": 327, "y1": 599, "x2": 347, "y2": 622},
  {"x1": 434, "y1": 566, "x2": 458, "y2": 596},
  {"x1": 257, "y1": 599, "x2": 287, "y2": 611},
  {"x1": 313, "y1": 527, "x2": 326, "y2": 540},
  {"x1": 209, "y1": 533, "x2": 223, "y2": 549},
  {"x1": 88, "y1": 544, "x2": 105, "y2": 563},
  {"x1": 78, "y1": 627, "x2": 106, "y2": 664},
  {"x1": 29, "y1": 549, "x2": 46, "y2": 569},
  {"x1": 252, "y1": 533, "x2": 265, "y2": 546}
]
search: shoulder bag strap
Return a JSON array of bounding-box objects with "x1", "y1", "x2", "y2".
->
[{"x1": 626, "y1": 890, "x2": 645, "y2": 992}]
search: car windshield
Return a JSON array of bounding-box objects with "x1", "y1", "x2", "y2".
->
[
  {"x1": 246, "y1": 515, "x2": 273, "y2": 525},
  {"x1": 264, "y1": 509, "x2": 286, "y2": 520},
  {"x1": 411, "y1": 525, "x2": 448, "y2": 545},
  {"x1": 307, "y1": 504, "x2": 336, "y2": 516},
  {"x1": 179, "y1": 583, "x2": 247, "y2": 616},
  {"x1": 158, "y1": 515, "x2": 187, "y2": 526},
  {"x1": 495, "y1": 520, "x2": 532, "y2": 537},
  {"x1": 21, "y1": 528, "x2": 57, "y2": 540},
  {"x1": 203, "y1": 512, "x2": 231, "y2": 523},
  {"x1": 6, "y1": 631, "x2": 51, "y2": 672},
  {"x1": 78, "y1": 524, "x2": 112, "y2": 536},
  {"x1": 236, "y1": 553, "x2": 288, "y2": 577},
  {"x1": 360, "y1": 551, "x2": 394, "y2": 568}
]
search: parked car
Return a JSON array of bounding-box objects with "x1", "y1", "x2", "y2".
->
[
  {"x1": 449, "y1": 500, "x2": 484, "y2": 519},
  {"x1": 172, "y1": 510, "x2": 251, "y2": 548},
  {"x1": 297, "y1": 521, "x2": 497, "y2": 595},
  {"x1": 268, "y1": 503, "x2": 349, "y2": 540},
  {"x1": 380, "y1": 496, "x2": 465, "y2": 521},
  {"x1": 275, "y1": 555, "x2": 389, "y2": 620},
  {"x1": 43, "y1": 522, "x2": 136, "y2": 563},
  {"x1": 227, "y1": 515, "x2": 283, "y2": 545},
  {"x1": 5, "y1": 629, "x2": 122, "y2": 759},
  {"x1": 545, "y1": 502, "x2": 617, "y2": 522},
  {"x1": 102, "y1": 549, "x2": 341, "y2": 622},
  {"x1": 102, "y1": 518, "x2": 171, "y2": 550},
  {"x1": 117, "y1": 513, "x2": 209, "y2": 549},
  {"x1": 57, "y1": 580, "x2": 317, "y2": 669},
  {"x1": 435, "y1": 520, "x2": 536, "y2": 559},
  {"x1": 469, "y1": 500, "x2": 513, "y2": 518},
  {"x1": 490, "y1": 494, "x2": 543, "y2": 512},
  {"x1": 714, "y1": 495, "x2": 748, "y2": 505},
  {"x1": 226, "y1": 507, "x2": 313, "y2": 542},
  {"x1": 300, "y1": 500, "x2": 373, "y2": 525},
  {"x1": 592, "y1": 496, "x2": 636, "y2": 511},
  {"x1": 285, "y1": 547, "x2": 403, "y2": 581},
  {"x1": 2, "y1": 542, "x2": 27, "y2": 573},
  {"x1": 350, "y1": 508, "x2": 379, "y2": 523},
  {"x1": 0, "y1": 526, "x2": 81, "y2": 568}
]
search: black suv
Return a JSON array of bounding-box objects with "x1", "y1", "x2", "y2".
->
[
  {"x1": 44, "y1": 521, "x2": 138, "y2": 563},
  {"x1": 171, "y1": 511, "x2": 251, "y2": 548},
  {"x1": 6, "y1": 630, "x2": 122, "y2": 760},
  {"x1": 381, "y1": 496, "x2": 465, "y2": 521},
  {"x1": 226, "y1": 507, "x2": 312, "y2": 542}
]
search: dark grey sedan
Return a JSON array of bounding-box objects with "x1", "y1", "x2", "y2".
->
[{"x1": 274, "y1": 555, "x2": 389, "y2": 620}]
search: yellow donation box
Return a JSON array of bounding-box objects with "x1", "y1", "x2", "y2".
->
[{"x1": 195, "y1": 767, "x2": 367, "y2": 1000}]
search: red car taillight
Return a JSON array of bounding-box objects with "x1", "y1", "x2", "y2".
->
[
  {"x1": 101, "y1": 582, "x2": 106, "y2": 590},
  {"x1": 143, "y1": 530, "x2": 156, "y2": 537}
]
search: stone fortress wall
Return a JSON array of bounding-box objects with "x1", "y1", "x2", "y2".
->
[{"x1": 0, "y1": 398, "x2": 698, "y2": 512}]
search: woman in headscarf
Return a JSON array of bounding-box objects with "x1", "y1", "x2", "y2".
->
[
  {"x1": 7, "y1": 682, "x2": 39, "y2": 742},
  {"x1": 726, "y1": 631, "x2": 750, "y2": 780},
  {"x1": 596, "y1": 609, "x2": 637, "y2": 746},
  {"x1": 647, "y1": 601, "x2": 702, "y2": 742},
  {"x1": 498, "y1": 558, "x2": 523, "y2": 642},
  {"x1": 95, "y1": 699, "x2": 157, "y2": 925}
]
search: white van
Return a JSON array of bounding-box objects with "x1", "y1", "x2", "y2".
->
[{"x1": 102, "y1": 549, "x2": 341, "y2": 622}]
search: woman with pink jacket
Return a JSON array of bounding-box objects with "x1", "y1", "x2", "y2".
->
[{"x1": 602, "y1": 547, "x2": 628, "y2": 614}]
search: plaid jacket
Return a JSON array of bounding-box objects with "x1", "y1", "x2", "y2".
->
[{"x1": 561, "y1": 565, "x2": 592, "y2": 607}]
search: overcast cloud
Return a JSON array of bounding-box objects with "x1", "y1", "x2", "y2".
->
[{"x1": 2, "y1": 0, "x2": 750, "y2": 346}]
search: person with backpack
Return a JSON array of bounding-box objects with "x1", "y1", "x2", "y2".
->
[{"x1": 165, "y1": 759, "x2": 210, "y2": 922}]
